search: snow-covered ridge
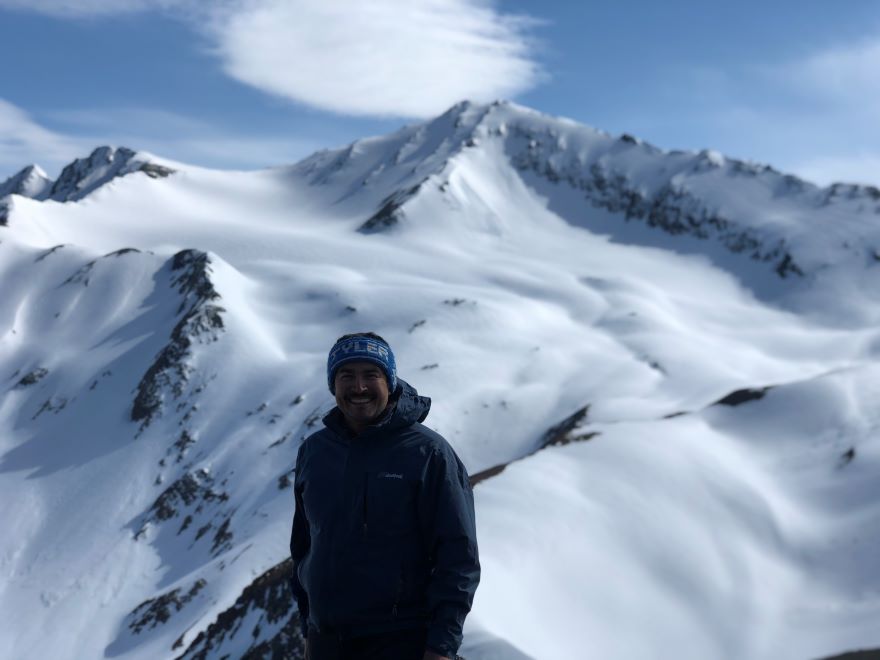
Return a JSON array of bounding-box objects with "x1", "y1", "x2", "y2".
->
[
  {"x1": 0, "y1": 145, "x2": 175, "y2": 208},
  {"x1": 294, "y1": 101, "x2": 880, "y2": 290}
]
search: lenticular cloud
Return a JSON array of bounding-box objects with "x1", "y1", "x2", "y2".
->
[{"x1": 208, "y1": 0, "x2": 543, "y2": 118}]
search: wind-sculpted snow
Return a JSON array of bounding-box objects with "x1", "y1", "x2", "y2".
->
[{"x1": 1, "y1": 100, "x2": 879, "y2": 660}]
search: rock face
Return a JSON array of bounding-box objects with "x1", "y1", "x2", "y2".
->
[
  {"x1": 506, "y1": 124, "x2": 806, "y2": 279},
  {"x1": 131, "y1": 249, "x2": 225, "y2": 428},
  {"x1": 128, "y1": 579, "x2": 208, "y2": 635},
  {"x1": 48, "y1": 146, "x2": 174, "y2": 201},
  {"x1": 176, "y1": 560, "x2": 304, "y2": 660},
  {"x1": 0, "y1": 146, "x2": 175, "y2": 210}
]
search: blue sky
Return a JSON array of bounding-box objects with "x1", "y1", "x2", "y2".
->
[{"x1": 1, "y1": 0, "x2": 879, "y2": 187}]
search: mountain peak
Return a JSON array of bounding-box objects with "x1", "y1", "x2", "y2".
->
[{"x1": 0, "y1": 163, "x2": 53, "y2": 200}]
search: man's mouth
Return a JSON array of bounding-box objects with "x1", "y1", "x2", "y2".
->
[{"x1": 347, "y1": 396, "x2": 374, "y2": 404}]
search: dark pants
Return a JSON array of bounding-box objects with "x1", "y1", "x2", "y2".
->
[{"x1": 308, "y1": 626, "x2": 428, "y2": 660}]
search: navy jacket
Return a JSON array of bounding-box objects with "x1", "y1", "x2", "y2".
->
[{"x1": 289, "y1": 380, "x2": 480, "y2": 657}]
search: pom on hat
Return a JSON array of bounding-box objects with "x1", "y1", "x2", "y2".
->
[{"x1": 327, "y1": 335, "x2": 397, "y2": 394}]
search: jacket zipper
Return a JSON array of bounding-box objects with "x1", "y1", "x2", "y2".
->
[
  {"x1": 392, "y1": 566, "x2": 404, "y2": 617},
  {"x1": 362, "y1": 476, "x2": 369, "y2": 537}
]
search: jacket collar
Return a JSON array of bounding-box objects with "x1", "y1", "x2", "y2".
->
[{"x1": 323, "y1": 379, "x2": 430, "y2": 438}]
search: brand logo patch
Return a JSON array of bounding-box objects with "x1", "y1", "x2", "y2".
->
[{"x1": 378, "y1": 472, "x2": 404, "y2": 480}]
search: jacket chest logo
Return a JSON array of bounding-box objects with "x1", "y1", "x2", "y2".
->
[{"x1": 377, "y1": 472, "x2": 404, "y2": 480}]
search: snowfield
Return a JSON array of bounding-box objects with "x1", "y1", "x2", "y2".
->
[{"x1": 1, "y1": 100, "x2": 879, "y2": 660}]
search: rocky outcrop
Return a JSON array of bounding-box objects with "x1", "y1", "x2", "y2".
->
[
  {"x1": 128, "y1": 579, "x2": 207, "y2": 635},
  {"x1": 359, "y1": 182, "x2": 424, "y2": 232},
  {"x1": 136, "y1": 467, "x2": 234, "y2": 556},
  {"x1": 0, "y1": 147, "x2": 175, "y2": 211},
  {"x1": 176, "y1": 560, "x2": 304, "y2": 660},
  {"x1": 540, "y1": 405, "x2": 597, "y2": 448},
  {"x1": 15, "y1": 367, "x2": 49, "y2": 388},
  {"x1": 131, "y1": 250, "x2": 225, "y2": 428},
  {"x1": 509, "y1": 129, "x2": 805, "y2": 279},
  {"x1": 47, "y1": 146, "x2": 174, "y2": 201},
  {"x1": 713, "y1": 386, "x2": 772, "y2": 407}
]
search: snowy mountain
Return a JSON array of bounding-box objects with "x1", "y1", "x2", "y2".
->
[{"x1": 1, "y1": 100, "x2": 879, "y2": 660}]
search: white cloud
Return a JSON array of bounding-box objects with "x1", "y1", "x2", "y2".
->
[
  {"x1": 207, "y1": 0, "x2": 542, "y2": 117},
  {"x1": 0, "y1": 99, "x2": 324, "y2": 181},
  {"x1": 787, "y1": 38, "x2": 880, "y2": 111},
  {"x1": 0, "y1": 99, "x2": 84, "y2": 178},
  {"x1": 0, "y1": 0, "x2": 179, "y2": 17},
  {"x1": 0, "y1": 0, "x2": 543, "y2": 118},
  {"x1": 789, "y1": 153, "x2": 880, "y2": 189}
]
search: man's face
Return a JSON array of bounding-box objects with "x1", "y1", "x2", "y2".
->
[{"x1": 334, "y1": 361, "x2": 390, "y2": 433}]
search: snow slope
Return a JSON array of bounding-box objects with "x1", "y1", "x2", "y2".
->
[{"x1": 1, "y1": 100, "x2": 878, "y2": 660}]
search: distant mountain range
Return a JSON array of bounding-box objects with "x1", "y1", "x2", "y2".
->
[{"x1": 1, "y1": 101, "x2": 878, "y2": 660}]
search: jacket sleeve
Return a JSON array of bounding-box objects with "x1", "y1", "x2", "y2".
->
[
  {"x1": 419, "y1": 442, "x2": 481, "y2": 657},
  {"x1": 289, "y1": 443, "x2": 311, "y2": 638}
]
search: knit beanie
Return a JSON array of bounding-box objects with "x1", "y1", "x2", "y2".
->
[{"x1": 327, "y1": 335, "x2": 397, "y2": 394}]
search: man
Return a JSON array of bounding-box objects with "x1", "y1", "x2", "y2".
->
[{"x1": 290, "y1": 332, "x2": 480, "y2": 660}]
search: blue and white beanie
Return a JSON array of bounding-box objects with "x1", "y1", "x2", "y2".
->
[{"x1": 327, "y1": 335, "x2": 398, "y2": 394}]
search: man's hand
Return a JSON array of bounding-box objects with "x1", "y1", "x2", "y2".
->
[{"x1": 423, "y1": 651, "x2": 449, "y2": 660}]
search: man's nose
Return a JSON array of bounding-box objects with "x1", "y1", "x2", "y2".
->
[{"x1": 353, "y1": 375, "x2": 368, "y2": 390}]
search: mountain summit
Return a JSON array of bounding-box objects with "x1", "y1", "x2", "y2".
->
[{"x1": 1, "y1": 101, "x2": 878, "y2": 660}]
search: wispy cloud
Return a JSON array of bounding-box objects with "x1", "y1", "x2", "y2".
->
[
  {"x1": 0, "y1": 99, "x2": 83, "y2": 177},
  {"x1": 0, "y1": 0, "x2": 179, "y2": 17},
  {"x1": 207, "y1": 0, "x2": 543, "y2": 117},
  {"x1": 785, "y1": 38, "x2": 880, "y2": 112},
  {"x1": 0, "y1": 99, "x2": 324, "y2": 180},
  {"x1": 0, "y1": 0, "x2": 544, "y2": 118}
]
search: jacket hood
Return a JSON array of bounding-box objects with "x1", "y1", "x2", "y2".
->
[
  {"x1": 387, "y1": 379, "x2": 431, "y2": 428},
  {"x1": 323, "y1": 378, "x2": 431, "y2": 436}
]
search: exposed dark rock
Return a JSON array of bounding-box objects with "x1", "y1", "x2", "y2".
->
[
  {"x1": 170, "y1": 430, "x2": 196, "y2": 463},
  {"x1": 211, "y1": 517, "x2": 234, "y2": 555},
  {"x1": 713, "y1": 387, "x2": 771, "y2": 407},
  {"x1": 470, "y1": 463, "x2": 507, "y2": 486},
  {"x1": 358, "y1": 183, "x2": 423, "y2": 232},
  {"x1": 421, "y1": 363, "x2": 439, "y2": 370},
  {"x1": 268, "y1": 432, "x2": 292, "y2": 449},
  {"x1": 42, "y1": 146, "x2": 174, "y2": 202},
  {"x1": 408, "y1": 319, "x2": 426, "y2": 333},
  {"x1": 137, "y1": 469, "x2": 229, "y2": 538},
  {"x1": 131, "y1": 250, "x2": 225, "y2": 427},
  {"x1": 541, "y1": 406, "x2": 594, "y2": 448},
  {"x1": 820, "y1": 649, "x2": 880, "y2": 660},
  {"x1": 277, "y1": 470, "x2": 294, "y2": 490},
  {"x1": 838, "y1": 447, "x2": 856, "y2": 468},
  {"x1": 63, "y1": 260, "x2": 96, "y2": 286},
  {"x1": 15, "y1": 367, "x2": 49, "y2": 388},
  {"x1": 139, "y1": 162, "x2": 176, "y2": 179},
  {"x1": 106, "y1": 247, "x2": 141, "y2": 257},
  {"x1": 176, "y1": 559, "x2": 304, "y2": 660},
  {"x1": 511, "y1": 130, "x2": 805, "y2": 279},
  {"x1": 303, "y1": 408, "x2": 322, "y2": 428},
  {"x1": 128, "y1": 579, "x2": 207, "y2": 634},
  {"x1": 31, "y1": 396, "x2": 68, "y2": 420},
  {"x1": 34, "y1": 245, "x2": 67, "y2": 262}
]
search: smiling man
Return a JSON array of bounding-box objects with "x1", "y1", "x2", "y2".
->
[{"x1": 290, "y1": 332, "x2": 480, "y2": 660}]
